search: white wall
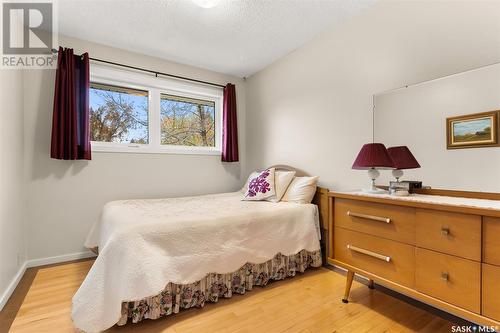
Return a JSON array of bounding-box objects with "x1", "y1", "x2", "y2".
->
[
  {"x1": 4, "y1": 0, "x2": 500, "y2": 305},
  {"x1": 245, "y1": 0, "x2": 500, "y2": 191},
  {"x1": 0, "y1": 69, "x2": 26, "y2": 306},
  {"x1": 375, "y1": 63, "x2": 500, "y2": 192},
  {"x1": 23, "y1": 35, "x2": 246, "y2": 260}
]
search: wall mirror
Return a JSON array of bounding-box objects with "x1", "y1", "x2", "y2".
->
[{"x1": 374, "y1": 63, "x2": 500, "y2": 193}]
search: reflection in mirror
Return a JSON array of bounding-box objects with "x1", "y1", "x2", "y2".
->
[{"x1": 374, "y1": 63, "x2": 500, "y2": 193}]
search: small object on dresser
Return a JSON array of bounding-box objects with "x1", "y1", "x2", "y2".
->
[
  {"x1": 394, "y1": 188, "x2": 410, "y2": 196},
  {"x1": 388, "y1": 183, "x2": 410, "y2": 196},
  {"x1": 389, "y1": 180, "x2": 422, "y2": 193}
]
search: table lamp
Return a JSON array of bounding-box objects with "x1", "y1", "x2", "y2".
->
[
  {"x1": 352, "y1": 143, "x2": 395, "y2": 194},
  {"x1": 387, "y1": 146, "x2": 420, "y2": 181}
]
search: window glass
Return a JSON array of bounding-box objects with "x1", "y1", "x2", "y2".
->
[
  {"x1": 160, "y1": 94, "x2": 215, "y2": 147},
  {"x1": 90, "y1": 83, "x2": 149, "y2": 144}
]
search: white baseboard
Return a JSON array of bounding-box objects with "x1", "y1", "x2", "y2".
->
[
  {"x1": 0, "y1": 251, "x2": 96, "y2": 311},
  {"x1": 0, "y1": 261, "x2": 27, "y2": 312},
  {"x1": 26, "y1": 251, "x2": 96, "y2": 268}
]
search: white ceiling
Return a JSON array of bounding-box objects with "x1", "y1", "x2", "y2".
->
[{"x1": 57, "y1": 0, "x2": 375, "y2": 77}]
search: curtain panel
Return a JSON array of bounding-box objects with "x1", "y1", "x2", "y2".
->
[
  {"x1": 222, "y1": 83, "x2": 239, "y2": 162},
  {"x1": 50, "y1": 47, "x2": 91, "y2": 160}
]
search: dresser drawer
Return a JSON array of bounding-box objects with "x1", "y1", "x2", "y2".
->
[
  {"x1": 482, "y1": 263, "x2": 500, "y2": 321},
  {"x1": 334, "y1": 198, "x2": 416, "y2": 244},
  {"x1": 334, "y1": 227, "x2": 415, "y2": 287},
  {"x1": 415, "y1": 248, "x2": 480, "y2": 313},
  {"x1": 483, "y1": 217, "x2": 500, "y2": 266},
  {"x1": 416, "y1": 209, "x2": 481, "y2": 261}
]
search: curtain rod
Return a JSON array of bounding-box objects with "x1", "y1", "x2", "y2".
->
[{"x1": 51, "y1": 48, "x2": 226, "y2": 89}]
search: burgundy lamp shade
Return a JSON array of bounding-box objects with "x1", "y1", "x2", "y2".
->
[
  {"x1": 387, "y1": 146, "x2": 420, "y2": 170},
  {"x1": 352, "y1": 143, "x2": 395, "y2": 170}
]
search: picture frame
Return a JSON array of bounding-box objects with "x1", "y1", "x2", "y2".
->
[{"x1": 447, "y1": 110, "x2": 500, "y2": 149}]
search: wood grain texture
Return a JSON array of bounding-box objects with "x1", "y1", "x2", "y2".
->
[
  {"x1": 334, "y1": 227, "x2": 416, "y2": 288},
  {"x1": 334, "y1": 198, "x2": 416, "y2": 245},
  {"x1": 328, "y1": 258, "x2": 499, "y2": 328},
  {"x1": 329, "y1": 194, "x2": 500, "y2": 327},
  {"x1": 342, "y1": 270, "x2": 354, "y2": 302},
  {"x1": 415, "y1": 248, "x2": 480, "y2": 314},
  {"x1": 411, "y1": 188, "x2": 500, "y2": 201},
  {"x1": 0, "y1": 268, "x2": 37, "y2": 333},
  {"x1": 329, "y1": 192, "x2": 500, "y2": 218},
  {"x1": 328, "y1": 196, "x2": 334, "y2": 261},
  {"x1": 7, "y1": 260, "x2": 455, "y2": 333},
  {"x1": 416, "y1": 209, "x2": 481, "y2": 261},
  {"x1": 482, "y1": 263, "x2": 500, "y2": 322},
  {"x1": 483, "y1": 217, "x2": 500, "y2": 266}
]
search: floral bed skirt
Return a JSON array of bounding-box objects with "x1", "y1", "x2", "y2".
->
[{"x1": 117, "y1": 249, "x2": 322, "y2": 326}]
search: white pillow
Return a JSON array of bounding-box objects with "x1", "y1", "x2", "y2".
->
[
  {"x1": 241, "y1": 171, "x2": 259, "y2": 193},
  {"x1": 243, "y1": 168, "x2": 276, "y2": 201},
  {"x1": 266, "y1": 170, "x2": 296, "y2": 202},
  {"x1": 282, "y1": 176, "x2": 319, "y2": 204}
]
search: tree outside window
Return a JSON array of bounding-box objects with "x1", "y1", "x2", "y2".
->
[
  {"x1": 89, "y1": 83, "x2": 149, "y2": 144},
  {"x1": 160, "y1": 94, "x2": 215, "y2": 147}
]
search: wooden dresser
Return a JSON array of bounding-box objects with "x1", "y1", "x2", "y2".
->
[{"x1": 328, "y1": 190, "x2": 500, "y2": 327}]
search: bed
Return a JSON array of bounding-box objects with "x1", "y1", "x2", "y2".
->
[{"x1": 72, "y1": 167, "x2": 325, "y2": 332}]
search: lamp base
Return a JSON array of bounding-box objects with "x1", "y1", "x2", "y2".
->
[
  {"x1": 361, "y1": 188, "x2": 387, "y2": 194},
  {"x1": 362, "y1": 171, "x2": 388, "y2": 194}
]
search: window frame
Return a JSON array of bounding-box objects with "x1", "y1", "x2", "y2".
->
[{"x1": 90, "y1": 64, "x2": 223, "y2": 155}]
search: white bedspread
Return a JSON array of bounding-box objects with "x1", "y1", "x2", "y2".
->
[{"x1": 73, "y1": 192, "x2": 321, "y2": 332}]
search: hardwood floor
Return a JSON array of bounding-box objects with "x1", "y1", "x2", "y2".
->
[{"x1": 5, "y1": 260, "x2": 455, "y2": 332}]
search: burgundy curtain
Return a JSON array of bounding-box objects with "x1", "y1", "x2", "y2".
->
[
  {"x1": 222, "y1": 83, "x2": 239, "y2": 162},
  {"x1": 50, "y1": 47, "x2": 91, "y2": 160}
]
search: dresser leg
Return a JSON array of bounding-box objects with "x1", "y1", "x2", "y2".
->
[
  {"x1": 368, "y1": 279, "x2": 375, "y2": 289},
  {"x1": 342, "y1": 270, "x2": 355, "y2": 303}
]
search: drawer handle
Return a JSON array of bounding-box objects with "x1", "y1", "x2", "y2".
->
[
  {"x1": 441, "y1": 227, "x2": 450, "y2": 236},
  {"x1": 347, "y1": 211, "x2": 391, "y2": 224},
  {"x1": 347, "y1": 244, "x2": 391, "y2": 262},
  {"x1": 441, "y1": 272, "x2": 449, "y2": 281}
]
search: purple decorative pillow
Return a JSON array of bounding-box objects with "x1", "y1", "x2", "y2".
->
[{"x1": 243, "y1": 168, "x2": 276, "y2": 201}]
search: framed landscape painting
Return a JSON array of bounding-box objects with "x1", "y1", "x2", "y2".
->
[{"x1": 447, "y1": 111, "x2": 499, "y2": 149}]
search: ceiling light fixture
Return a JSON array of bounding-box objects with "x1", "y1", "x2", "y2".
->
[{"x1": 192, "y1": 0, "x2": 221, "y2": 9}]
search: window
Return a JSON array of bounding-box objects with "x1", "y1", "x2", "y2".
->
[
  {"x1": 90, "y1": 83, "x2": 149, "y2": 144},
  {"x1": 90, "y1": 64, "x2": 222, "y2": 155},
  {"x1": 160, "y1": 94, "x2": 215, "y2": 147}
]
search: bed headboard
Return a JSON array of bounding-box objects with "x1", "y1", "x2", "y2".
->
[{"x1": 268, "y1": 164, "x2": 309, "y2": 177}]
